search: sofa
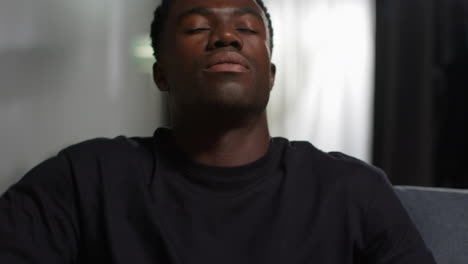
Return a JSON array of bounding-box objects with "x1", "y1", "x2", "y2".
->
[{"x1": 394, "y1": 186, "x2": 468, "y2": 264}]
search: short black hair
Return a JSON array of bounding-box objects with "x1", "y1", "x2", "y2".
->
[{"x1": 150, "y1": 0, "x2": 274, "y2": 61}]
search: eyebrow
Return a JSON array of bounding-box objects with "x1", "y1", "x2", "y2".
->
[{"x1": 176, "y1": 7, "x2": 265, "y2": 25}]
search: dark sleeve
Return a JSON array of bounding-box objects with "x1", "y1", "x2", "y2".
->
[
  {"x1": 360, "y1": 172, "x2": 437, "y2": 264},
  {"x1": 0, "y1": 151, "x2": 79, "y2": 264}
]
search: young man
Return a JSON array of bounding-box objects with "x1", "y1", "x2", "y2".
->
[{"x1": 0, "y1": 0, "x2": 436, "y2": 263}]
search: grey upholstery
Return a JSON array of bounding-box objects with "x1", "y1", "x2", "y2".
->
[{"x1": 394, "y1": 185, "x2": 468, "y2": 264}]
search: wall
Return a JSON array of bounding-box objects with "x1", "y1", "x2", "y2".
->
[{"x1": 265, "y1": 0, "x2": 375, "y2": 162}]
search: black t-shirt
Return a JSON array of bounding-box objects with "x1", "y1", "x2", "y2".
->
[{"x1": 0, "y1": 128, "x2": 436, "y2": 263}]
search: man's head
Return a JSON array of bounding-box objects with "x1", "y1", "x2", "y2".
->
[
  {"x1": 150, "y1": 0, "x2": 276, "y2": 125},
  {"x1": 150, "y1": 0, "x2": 274, "y2": 61}
]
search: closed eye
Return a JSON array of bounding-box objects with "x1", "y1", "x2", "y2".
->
[
  {"x1": 237, "y1": 28, "x2": 258, "y2": 34},
  {"x1": 186, "y1": 28, "x2": 210, "y2": 34}
]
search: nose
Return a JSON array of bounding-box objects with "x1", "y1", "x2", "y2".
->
[{"x1": 207, "y1": 23, "x2": 243, "y2": 51}]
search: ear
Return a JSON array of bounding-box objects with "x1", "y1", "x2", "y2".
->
[
  {"x1": 153, "y1": 62, "x2": 169, "y2": 92},
  {"x1": 269, "y1": 63, "x2": 277, "y2": 90}
]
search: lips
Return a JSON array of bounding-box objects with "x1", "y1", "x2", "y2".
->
[{"x1": 205, "y1": 52, "x2": 250, "y2": 73}]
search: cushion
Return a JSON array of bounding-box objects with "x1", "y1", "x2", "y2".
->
[{"x1": 394, "y1": 185, "x2": 468, "y2": 264}]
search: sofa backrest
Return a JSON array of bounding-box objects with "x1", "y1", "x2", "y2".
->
[{"x1": 394, "y1": 185, "x2": 468, "y2": 264}]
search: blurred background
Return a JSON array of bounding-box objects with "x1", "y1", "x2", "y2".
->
[{"x1": 0, "y1": 0, "x2": 467, "y2": 193}]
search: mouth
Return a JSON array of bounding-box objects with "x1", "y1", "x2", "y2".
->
[
  {"x1": 204, "y1": 52, "x2": 250, "y2": 73},
  {"x1": 205, "y1": 63, "x2": 249, "y2": 73}
]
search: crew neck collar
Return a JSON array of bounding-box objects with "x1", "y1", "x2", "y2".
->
[{"x1": 153, "y1": 127, "x2": 287, "y2": 196}]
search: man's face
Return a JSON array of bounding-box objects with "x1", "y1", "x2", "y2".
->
[{"x1": 155, "y1": 0, "x2": 276, "y2": 116}]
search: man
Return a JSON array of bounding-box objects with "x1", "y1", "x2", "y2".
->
[{"x1": 0, "y1": 0, "x2": 436, "y2": 263}]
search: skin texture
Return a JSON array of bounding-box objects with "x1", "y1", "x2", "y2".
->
[{"x1": 153, "y1": 0, "x2": 276, "y2": 167}]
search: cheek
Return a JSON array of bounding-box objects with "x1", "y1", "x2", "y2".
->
[
  {"x1": 172, "y1": 37, "x2": 207, "y2": 68},
  {"x1": 244, "y1": 38, "x2": 271, "y2": 63},
  {"x1": 175, "y1": 34, "x2": 207, "y2": 53}
]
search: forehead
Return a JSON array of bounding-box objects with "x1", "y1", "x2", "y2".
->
[{"x1": 168, "y1": 0, "x2": 266, "y2": 22}]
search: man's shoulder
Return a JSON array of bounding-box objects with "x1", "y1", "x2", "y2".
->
[
  {"x1": 281, "y1": 139, "x2": 391, "y2": 214},
  {"x1": 285, "y1": 139, "x2": 383, "y2": 172},
  {"x1": 61, "y1": 135, "x2": 153, "y2": 160},
  {"x1": 44, "y1": 135, "x2": 156, "y2": 184},
  {"x1": 283, "y1": 139, "x2": 387, "y2": 186}
]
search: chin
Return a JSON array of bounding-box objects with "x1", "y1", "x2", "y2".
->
[
  {"x1": 203, "y1": 94, "x2": 269, "y2": 117},
  {"x1": 175, "y1": 94, "x2": 269, "y2": 129},
  {"x1": 208, "y1": 81, "x2": 268, "y2": 105}
]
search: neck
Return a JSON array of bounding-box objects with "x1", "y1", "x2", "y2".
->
[{"x1": 172, "y1": 111, "x2": 271, "y2": 167}]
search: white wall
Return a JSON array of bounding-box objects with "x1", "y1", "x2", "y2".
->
[
  {"x1": 265, "y1": 0, "x2": 375, "y2": 162},
  {"x1": 0, "y1": 0, "x2": 163, "y2": 193}
]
